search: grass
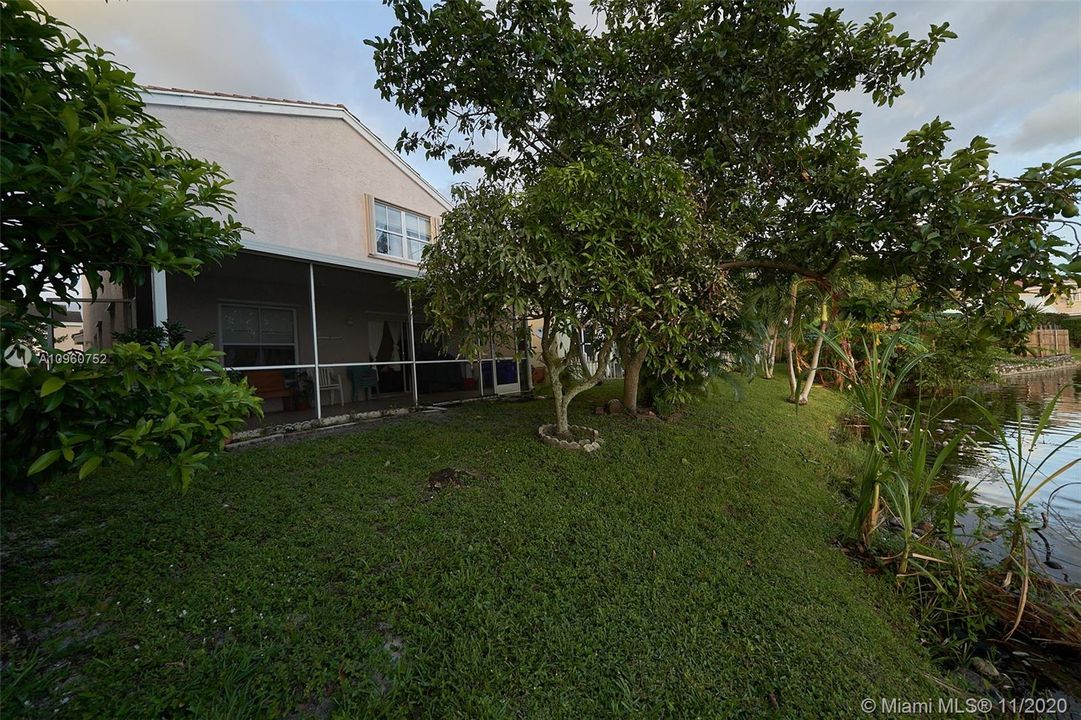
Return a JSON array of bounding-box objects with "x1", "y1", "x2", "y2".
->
[{"x1": 1, "y1": 377, "x2": 952, "y2": 718}]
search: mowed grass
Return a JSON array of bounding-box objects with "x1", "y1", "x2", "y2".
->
[{"x1": 1, "y1": 378, "x2": 946, "y2": 718}]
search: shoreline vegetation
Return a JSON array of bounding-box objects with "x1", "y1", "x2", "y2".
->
[{"x1": 4, "y1": 377, "x2": 967, "y2": 718}]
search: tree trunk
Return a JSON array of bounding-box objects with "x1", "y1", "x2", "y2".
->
[
  {"x1": 621, "y1": 345, "x2": 648, "y2": 414},
  {"x1": 548, "y1": 361, "x2": 570, "y2": 435},
  {"x1": 762, "y1": 329, "x2": 777, "y2": 379},
  {"x1": 576, "y1": 328, "x2": 594, "y2": 380},
  {"x1": 796, "y1": 319, "x2": 828, "y2": 404},
  {"x1": 834, "y1": 338, "x2": 852, "y2": 390},
  {"x1": 786, "y1": 329, "x2": 799, "y2": 402},
  {"x1": 542, "y1": 328, "x2": 617, "y2": 440},
  {"x1": 785, "y1": 281, "x2": 799, "y2": 401}
]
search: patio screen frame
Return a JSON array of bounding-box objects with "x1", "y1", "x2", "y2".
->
[{"x1": 159, "y1": 256, "x2": 528, "y2": 423}]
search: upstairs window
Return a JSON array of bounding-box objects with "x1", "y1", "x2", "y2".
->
[{"x1": 375, "y1": 201, "x2": 431, "y2": 262}]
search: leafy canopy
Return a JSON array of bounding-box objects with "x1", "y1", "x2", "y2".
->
[
  {"x1": 415, "y1": 146, "x2": 733, "y2": 426},
  {"x1": 371, "y1": 0, "x2": 1079, "y2": 317}
]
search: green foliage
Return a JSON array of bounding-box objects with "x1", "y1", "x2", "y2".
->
[
  {"x1": 369, "y1": 0, "x2": 953, "y2": 196},
  {"x1": 414, "y1": 146, "x2": 735, "y2": 430},
  {"x1": 0, "y1": 0, "x2": 244, "y2": 347},
  {"x1": 521, "y1": 147, "x2": 735, "y2": 379},
  {"x1": 877, "y1": 404, "x2": 968, "y2": 581},
  {"x1": 965, "y1": 390, "x2": 1080, "y2": 639},
  {"x1": 113, "y1": 319, "x2": 212, "y2": 348},
  {"x1": 0, "y1": 378, "x2": 949, "y2": 715},
  {"x1": 410, "y1": 182, "x2": 528, "y2": 358},
  {"x1": 816, "y1": 326, "x2": 927, "y2": 538},
  {"x1": 861, "y1": 130, "x2": 1080, "y2": 313},
  {"x1": 372, "y1": 0, "x2": 1080, "y2": 354},
  {"x1": 0, "y1": 1, "x2": 258, "y2": 489},
  {"x1": 1, "y1": 343, "x2": 262, "y2": 490},
  {"x1": 913, "y1": 318, "x2": 1007, "y2": 392}
]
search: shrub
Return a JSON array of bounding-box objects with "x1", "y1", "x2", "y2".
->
[
  {"x1": 0, "y1": 2, "x2": 258, "y2": 492},
  {"x1": 1, "y1": 343, "x2": 262, "y2": 491},
  {"x1": 914, "y1": 319, "x2": 1005, "y2": 392}
]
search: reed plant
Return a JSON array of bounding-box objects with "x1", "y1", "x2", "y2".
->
[
  {"x1": 969, "y1": 389, "x2": 1080, "y2": 638},
  {"x1": 879, "y1": 404, "x2": 969, "y2": 582},
  {"x1": 814, "y1": 325, "x2": 928, "y2": 542}
]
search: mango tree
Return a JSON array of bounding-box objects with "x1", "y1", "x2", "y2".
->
[
  {"x1": 364, "y1": 1, "x2": 965, "y2": 405},
  {"x1": 415, "y1": 147, "x2": 732, "y2": 434}
]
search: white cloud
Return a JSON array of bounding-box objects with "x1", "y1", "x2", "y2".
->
[
  {"x1": 804, "y1": 0, "x2": 1081, "y2": 175},
  {"x1": 1011, "y1": 90, "x2": 1081, "y2": 152},
  {"x1": 41, "y1": 1, "x2": 303, "y2": 99}
]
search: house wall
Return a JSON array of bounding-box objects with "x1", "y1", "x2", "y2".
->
[
  {"x1": 145, "y1": 101, "x2": 447, "y2": 275},
  {"x1": 1021, "y1": 284, "x2": 1081, "y2": 316},
  {"x1": 81, "y1": 274, "x2": 132, "y2": 349},
  {"x1": 52, "y1": 323, "x2": 83, "y2": 351}
]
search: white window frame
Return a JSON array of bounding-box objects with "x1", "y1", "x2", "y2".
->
[
  {"x1": 218, "y1": 302, "x2": 298, "y2": 367},
  {"x1": 374, "y1": 200, "x2": 432, "y2": 263}
]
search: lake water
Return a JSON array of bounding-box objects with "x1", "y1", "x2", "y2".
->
[{"x1": 929, "y1": 365, "x2": 1081, "y2": 584}]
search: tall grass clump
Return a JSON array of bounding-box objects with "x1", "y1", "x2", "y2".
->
[
  {"x1": 968, "y1": 390, "x2": 1080, "y2": 640},
  {"x1": 824, "y1": 324, "x2": 1081, "y2": 657}
]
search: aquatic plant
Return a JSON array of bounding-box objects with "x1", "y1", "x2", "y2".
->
[{"x1": 969, "y1": 388, "x2": 1080, "y2": 638}]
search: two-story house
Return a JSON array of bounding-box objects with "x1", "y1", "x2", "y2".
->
[{"x1": 83, "y1": 87, "x2": 526, "y2": 427}]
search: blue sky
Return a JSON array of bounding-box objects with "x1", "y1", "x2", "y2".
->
[{"x1": 43, "y1": 0, "x2": 1081, "y2": 197}]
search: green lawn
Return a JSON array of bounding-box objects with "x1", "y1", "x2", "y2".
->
[{"x1": 1, "y1": 378, "x2": 949, "y2": 718}]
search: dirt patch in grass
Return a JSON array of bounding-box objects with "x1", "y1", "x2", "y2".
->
[{"x1": 421, "y1": 467, "x2": 481, "y2": 502}]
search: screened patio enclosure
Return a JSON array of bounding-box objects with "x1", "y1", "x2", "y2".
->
[{"x1": 165, "y1": 252, "x2": 526, "y2": 428}]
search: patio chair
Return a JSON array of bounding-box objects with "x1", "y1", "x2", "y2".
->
[
  {"x1": 318, "y1": 367, "x2": 344, "y2": 406},
  {"x1": 348, "y1": 365, "x2": 379, "y2": 401}
]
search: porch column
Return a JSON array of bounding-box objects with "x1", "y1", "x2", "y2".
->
[
  {"x1": 407, "y1": 287, "x2": 419, "y2": 407},
  {"x1": 309, "y1": 263, "x2": 322, "y2": 419},
  {"x1": 490, "y1": 333, "x2": 498, "y2": 397},
  {"x1": 151, "y1": 270, "x2": 168, "y2": 327},
  {"x1": 520, "y1": 316, "x2": 533, "y2": 392}
]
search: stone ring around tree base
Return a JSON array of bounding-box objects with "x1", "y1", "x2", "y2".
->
[{"x1": 537, "y1": 424, "x2": 602, "y2": 452}]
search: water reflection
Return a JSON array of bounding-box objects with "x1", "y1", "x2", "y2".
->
[{"x1": 925, "y1": 366, "x2": 1081, "y2": 584}]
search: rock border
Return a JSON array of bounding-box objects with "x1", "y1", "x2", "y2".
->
[
  {"x1": 994, "y1": 354, "x2": 1077, "y2": 376},
  {"x1": 227, "y1": 406, "x2": 414, "y2": 448},
  {"x1": 537, "y1": 423, "x2": 602, "y2": 452}
]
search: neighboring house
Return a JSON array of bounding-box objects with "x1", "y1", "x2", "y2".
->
[
  {"x1": 49, "y1": 307, "x2": 83, "y2": 351},
  {"x1": 83, "y1": 87, "x2": 528, "y2": 427},
  {"x1": 1020, "y1": 282, "x2": 1081, "y2": 316},
  {"x1": 26, "y1": 303, "x2": 84, "y2": 352},
  {"x1": 527, "y1": 321, "x2": 622, "y2": 383}
]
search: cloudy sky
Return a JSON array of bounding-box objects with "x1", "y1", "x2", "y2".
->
[{"x1": 42, "y1": 0, "x2": 1081, "y2": 196}]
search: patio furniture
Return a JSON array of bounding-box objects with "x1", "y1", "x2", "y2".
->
[
  {"x1": 318, "y1": 367, "x2": 344, "y2": 406},
  {"x1": 246, "y1": 369, "x2": 292, "y2": 413},
  {"x1": 348, "y1": 365, "x2": 379, "y2": 401}
]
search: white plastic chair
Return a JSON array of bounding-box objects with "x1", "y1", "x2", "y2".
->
[{"x1": 318, "y1": 367, "x2": 344, "y2": 406}]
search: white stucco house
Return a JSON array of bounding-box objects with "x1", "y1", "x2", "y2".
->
[
  {"x1": 1020, "y1": 282, "x2": 1081, "y2": 317},
  {"x1": 83, "y1": 87, "x2": 528, "y2": 427}
]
